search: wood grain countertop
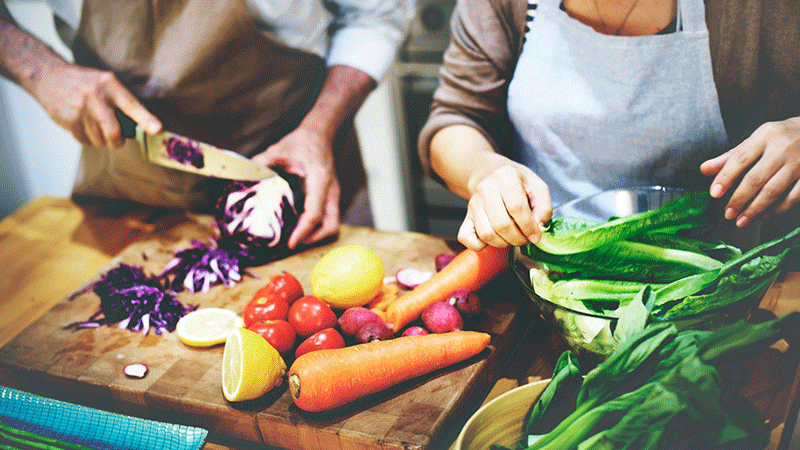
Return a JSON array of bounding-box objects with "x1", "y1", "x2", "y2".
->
[{"x1": 1, "y1": 196, "x2": 799, "y2": 450}]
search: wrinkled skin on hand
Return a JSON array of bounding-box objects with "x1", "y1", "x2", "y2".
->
[
  {"x1": 28, "y1": 62, "x2": 161, "y2": 149},
  {"x1": 251, "y1": 125, "x2": 340, "y2": 249},
  {"x1": 701, "y1": 117, "x2": 800, "y2": 227}
]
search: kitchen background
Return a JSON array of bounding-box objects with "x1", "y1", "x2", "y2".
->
[{"x1": 0, "y1": 0, "x2": 466, "y2": 238}]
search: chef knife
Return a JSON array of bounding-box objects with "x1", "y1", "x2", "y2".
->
[{"x1": 116, "y1": 110, "x2": 277, "y2": 182}]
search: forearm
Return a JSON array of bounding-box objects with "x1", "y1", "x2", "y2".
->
[
  {"x1": 430, "y1": 124, "x2": 506, "y2": 199},
  {"x1": 0, "y1": 16, "x2": 67, "y2": 97},
  {"x1": 299, "y1": 64, "x2": 376, "y2": 142}
]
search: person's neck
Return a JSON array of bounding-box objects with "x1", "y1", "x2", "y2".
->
[{"x1": 562, "y1": 0, "x2": 678, "y2": 36}]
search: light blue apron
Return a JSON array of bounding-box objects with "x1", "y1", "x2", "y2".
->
[{"x1": 507, "y1": 0, "x2": 730, "y2": 209}]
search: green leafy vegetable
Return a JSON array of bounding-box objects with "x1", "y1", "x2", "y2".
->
[
  {"x1": 534, "y1": 191, "x2": 710, "y2": 255},
  {"x1": 509, "y1": 313, "x2": 799, "y2": 450}
]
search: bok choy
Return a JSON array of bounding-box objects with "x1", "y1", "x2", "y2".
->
[{"x1": 494, "y1": 313, "x2": 800, "y2": 450}]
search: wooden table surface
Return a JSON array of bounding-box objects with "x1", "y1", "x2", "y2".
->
[{"x1": 1, "y1": 196, "x2": 800, "y2": 450}]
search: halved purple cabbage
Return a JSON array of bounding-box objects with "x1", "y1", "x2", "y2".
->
[
  {"x1": 163, "y1": 136, "x2": 204, "y2": 168},
  {"x1": 64, "y1": 263, "x2": 197, "y2": 335},
  {"x1": 215, "y1": 172, "x2": 303, "y2": 266}
]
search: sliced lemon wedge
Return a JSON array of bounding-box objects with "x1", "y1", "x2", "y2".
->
[
  {"x1": 176, "y1": 307, "x2": 244, "y2": 347},
  {"x1": 222, "y1": 328, "x2": 287, "y2": 402}
]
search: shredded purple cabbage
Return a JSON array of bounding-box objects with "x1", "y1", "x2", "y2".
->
[
  {"x1": 164, "y1": 136, "x2": 204, "y2": 168},
  {"x1": 64, "y1": 263, "x2": 197, "y2": 335},
  {"x1": 159, "y1": 239, "x2": 249, "y2": 294}
]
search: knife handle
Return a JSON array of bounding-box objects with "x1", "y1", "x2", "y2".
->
[{"x1": 114, "y1": 109, "x2": 138, "y2": 139}]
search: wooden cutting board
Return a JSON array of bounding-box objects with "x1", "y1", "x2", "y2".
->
[{"x1": 0, "y1": 212, "x2": 530, "y2": 450}]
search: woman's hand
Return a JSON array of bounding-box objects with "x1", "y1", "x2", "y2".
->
[
  {"x1": 458, "y1": 157, "x2": 552, "y2": 251},
  {"x1": 701, "y1": 117, "x2": 800, "y2": 227},
  {"x1": 251, "y1": 126, "x2": 340, "y2": 249}
]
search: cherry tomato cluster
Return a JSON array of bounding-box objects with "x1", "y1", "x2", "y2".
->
[{"x1": 244, "y1": 272, "x2": 346, "y2": 359}]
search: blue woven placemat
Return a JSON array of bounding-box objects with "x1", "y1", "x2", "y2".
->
[{"x1": 0, "y1": 386, "x2": 207, "y2": 450}]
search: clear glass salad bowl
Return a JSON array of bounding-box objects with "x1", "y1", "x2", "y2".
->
[{"x1": 511, "y1": 186, "x2": 770, "y2": 362}]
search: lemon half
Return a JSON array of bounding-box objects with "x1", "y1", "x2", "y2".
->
[
  {"x1": 222, "y1": 328, "x2": 287, "y2": 402},
  {"x1": 176, "y1": 308, "x2": 244, "y2": 347},
  {"x1": 311, "y1": 244, "x2": 385, "y2": 309}
]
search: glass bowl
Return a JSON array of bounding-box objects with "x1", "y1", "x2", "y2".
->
[{"x1": 511, "y1": 186, "x2": 769, "y2": 361}]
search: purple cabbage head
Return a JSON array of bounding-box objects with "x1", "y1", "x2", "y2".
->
[{"x1": 214, "y1": 172, "x2": 303, "y2": 266}]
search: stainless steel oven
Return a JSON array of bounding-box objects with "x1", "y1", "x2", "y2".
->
[{"x1": 394, "y1": 0, "x2": 467, "y2": 238}]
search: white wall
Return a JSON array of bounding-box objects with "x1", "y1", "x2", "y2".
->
[
  {"x1": 0, "y1": 0, "x2": 81, "y2": 219},
  {"x1": 0, "y1": 1, "x2": 409, "y2": 232}
]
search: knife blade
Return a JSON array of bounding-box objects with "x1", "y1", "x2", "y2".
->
[{"x1": 116, "y1": 110, "x2": 277, "y2": 182}]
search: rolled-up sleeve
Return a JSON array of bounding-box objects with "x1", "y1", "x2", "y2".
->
[
  {"x1": 417, "y1": 0, "x2": 526, "y2": 176},
  {"x1": 327, "y1": 0, "x2": 415, "y2": 82}
]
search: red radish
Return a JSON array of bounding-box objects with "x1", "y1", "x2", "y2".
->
[
  {"x1": 401, "y1": 326, "x2": 429, "y2": 337},
  {"x1": 395, "y1": 267, "x2": 434, "y2": 289},
  {"x1": 422, "y1": 301, "x2": 463, "y2": 333},
  {"x1": 385, "y1": 246, "x2": 510, "y2": 332},
  {"x1": 435, "y1": 253, "x2": 456, "y2": 272},
  {"x1": 287, "y1": 331, "x2": 491, "y2": 412},
  {"x1": 356, "y1": 321, "x2": 393, "y2": 343},
  {"x1": 338, "y1": 307, "x2": 385, "y2": 336},
  {"x1": 448, "y1": 288, "x2": 482, "y2": 317}
]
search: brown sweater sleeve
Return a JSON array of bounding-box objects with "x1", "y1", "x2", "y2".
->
[{"x1": 416, "y1": 0, "x2": 527, "y2": 180}]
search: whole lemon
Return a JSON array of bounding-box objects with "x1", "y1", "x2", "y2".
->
[{"x1": 311, "y1": 245, "x2": 385, "y2": 309}]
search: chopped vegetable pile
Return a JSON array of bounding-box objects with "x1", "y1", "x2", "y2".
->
[
  {"x1": 65, "y1": 263, "x2": 197, "y2": 335},
  {"x1": 160, "y1": 239, "x2": 247, "y2": 294},
  {"x1": 66, "y1": 172, "x2": 303, "y2": 335},
  {"x1": 494, "y1": 312, "x2": 800, "y2": 450}
]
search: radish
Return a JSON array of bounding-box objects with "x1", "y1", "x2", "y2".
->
[
  {"x1": 447, "y1": 288, "x2": 482, "y2": 317},
  {"x1": 395, "y1": 267, "x2": 434, "y2": 289},
  {"x1": 421, "y1": 301, "x2": 463, "y2": 333},
  {"x1": 338, "y1": 307, "x2": 384, "y2": 337},
  {"x1": 401, "y1": 326, "x2": 429, "y2": 337},
  {"x1": 435, "y1": 253, "x2": 456, "y2": 272},
  {"x1": 356, "y1": 321, "x2": 393, "y2": 343}
]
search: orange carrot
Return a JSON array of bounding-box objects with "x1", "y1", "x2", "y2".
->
[
  {"x1": 367, "y1": 282, "x2": 400, "y2": 311},
  {"x1": 385, "y1": 246, "x2": 510, "y2": 332},
  {"x1": 287, "y1": 330, "x2": 491, "y2": 412}
]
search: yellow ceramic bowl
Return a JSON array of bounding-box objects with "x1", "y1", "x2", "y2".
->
[{"x1": 454, "y1": 379, "x2": 550, "y2": 450}]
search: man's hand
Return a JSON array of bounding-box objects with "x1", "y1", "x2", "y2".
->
[
  {"x1": 701, "y1": 117, "x2": 800, "y2": 227},
  {"x1": 252, "y1": 126, "x2": 340, "y2": 249},
  {"x1": 0, "y1": 18, "x2": 160, "y2": 148},
  {"x1": 252, "y1": 65, "x2": 375, "y2": 249}
]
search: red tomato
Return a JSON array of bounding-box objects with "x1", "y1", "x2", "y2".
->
[
  {"x1": 288, "y1": 295, "x2": 337, "y2": 337},
  {"x1": 243, "y1": 295, "x2": 290, "y2": 328},
  {"x1": 247, "y1": 320, "x2": 297, "y2": 357},
  {"x1": 295, "y1": 328, "x2": 345, "y2": 359},
  {"x1": 254, "y1": 272, "x2": 304, "y2": 304}
]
